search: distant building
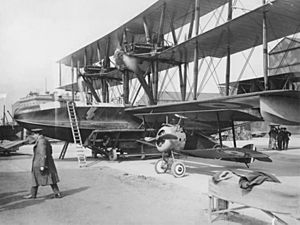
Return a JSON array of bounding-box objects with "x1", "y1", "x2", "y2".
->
[{"x1": 269, "y1": 36, "x2": 300, "y2": 76}]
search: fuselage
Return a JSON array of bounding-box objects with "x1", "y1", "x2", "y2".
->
[{"x1": 13, "y1": 95, "x2": 142, "y2": 143}]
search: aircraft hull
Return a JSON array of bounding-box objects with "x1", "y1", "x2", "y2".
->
[
  {"x1": 13, "y1": 104, "x2": 142, "y2": 143},
  {"x1": 260, "y1": 95, "x2": 300, "y2": 125}
]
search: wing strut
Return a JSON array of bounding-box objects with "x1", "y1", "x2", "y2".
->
[
  {"x1": 136, "y1": 71, "x2": 155, "y2": 105},
  {"x1": 193, "y1": 0, "x2": 201, "y2": 100},
  {"x1": 231, "y1": 120, "x2": 237, "y2": 148},
  {"x1": 216, "y1": 112, "x2": 223, "y2": 148},
  {"x1": 225, "y1": 0, "x2": 233, "y2": 96},
  {"x1": 262, "y1": 0, "x2": 269, "y2": 90}
]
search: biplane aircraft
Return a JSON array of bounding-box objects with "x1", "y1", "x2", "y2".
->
[
  {"x1": 13, "y1": 0, "x2": 300, "y2": 175},
  {"x1": 0, "y1": 139, "x2": 30, "y2": 156}
]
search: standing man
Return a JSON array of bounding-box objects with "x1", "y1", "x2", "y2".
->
[
  {"x1": 24, "y1": 128, "x2": 62, "y2": 199},
  {"x1": 268, "y1": 126, "x2": 278, "y2": 150},
  {"x1": 277, "y1": 127, "x2": 284, "y2": 150},
  {"x1": 283, "y1": 127, "x2": 291, "y2": 150}
]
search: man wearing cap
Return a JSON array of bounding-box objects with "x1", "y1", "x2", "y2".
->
[{"x1": 24, "y1": 128, "x2": 62, "y2": 199}]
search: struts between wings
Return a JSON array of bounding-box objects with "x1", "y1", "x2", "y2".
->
[{"x1": 14, "y1": 0, "x2": 300, "y2": 167}]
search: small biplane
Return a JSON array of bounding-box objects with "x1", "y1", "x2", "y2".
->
[
  {"x1": 13, "y1": 0, "x2": 300, "y2": 173},
  {"x1": 0, "y1": 139, "x2": 29, "y2": 156}
]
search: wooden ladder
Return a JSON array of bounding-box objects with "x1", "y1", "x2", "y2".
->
[{"x1": 67, "y1": 101, "x2": 87, "y2": 167}]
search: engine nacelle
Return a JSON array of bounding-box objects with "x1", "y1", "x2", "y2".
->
[{"x1": 155, "y1": 125, "x2": 186, "y2": 153}]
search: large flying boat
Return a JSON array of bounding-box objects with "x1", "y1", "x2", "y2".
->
[{"x1": 13, "y1": 0, "x2": 300, "y2": 171}]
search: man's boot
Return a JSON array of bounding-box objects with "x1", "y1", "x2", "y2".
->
[
  {"x1": 51, "y1": 183, "x2": 62, "y2": 198},
  {"x1": 23, "y1": 186, "x2": 38, "y2": 199}
]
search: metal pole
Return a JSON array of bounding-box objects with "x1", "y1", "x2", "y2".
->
[{"x1": 263, "y1": 0, "x2": 269, "y2": 90}]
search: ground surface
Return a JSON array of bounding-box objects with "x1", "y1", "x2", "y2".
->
[{"x1": 1, "y1": 136, "x2": 300, "y2": 225}]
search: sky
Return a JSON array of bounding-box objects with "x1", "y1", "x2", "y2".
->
[
  {"x1": 0, "y1": 0, "x2": 157, "y2": 116},
  {"x1": 0, "y1": 0, "x2": 268, "y2": 119}
]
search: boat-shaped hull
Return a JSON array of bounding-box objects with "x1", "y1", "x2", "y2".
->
[{"x1": 14, "y1": 103, "x2": 142, "y2": 142}]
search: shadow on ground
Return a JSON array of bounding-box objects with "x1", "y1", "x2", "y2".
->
[{"x1": 0, "y1": 186, "x2": 89, "y2": 212}]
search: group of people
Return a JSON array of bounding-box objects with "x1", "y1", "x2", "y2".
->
[{"x1": 268, "y1": 126, "x2": 291, "y2": 150}]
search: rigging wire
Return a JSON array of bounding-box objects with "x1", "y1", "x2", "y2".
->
[{"x1": 230, "y1": 46, "x2": 256, "y2": 95}]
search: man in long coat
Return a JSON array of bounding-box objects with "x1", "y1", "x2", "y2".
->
[{"x1": 24, "y1": 129, "x2": 62, "y2": 199}]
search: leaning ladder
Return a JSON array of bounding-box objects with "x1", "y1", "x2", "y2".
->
[{"x1": 67, "y1": 101, "x2": 87, "y2": 167}]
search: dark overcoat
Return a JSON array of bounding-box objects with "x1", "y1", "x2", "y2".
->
[{"x1": 31, "y1": 135, "x2": 60, "y2": 186}]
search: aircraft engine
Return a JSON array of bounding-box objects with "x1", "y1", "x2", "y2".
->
[
  {"x1": 155, "y1": 125, "x2": 186, "y2": 153},
  {"x1": 114, "y1": 49, "x2": 149, "y2": 75}
]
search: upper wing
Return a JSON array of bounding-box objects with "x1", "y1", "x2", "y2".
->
[
  {"x1": 58, "y1": 0, "x2": 228, "y2": 67},
  {"x1": 158, "y1": 0, "x2": 300, "y2": 64}
]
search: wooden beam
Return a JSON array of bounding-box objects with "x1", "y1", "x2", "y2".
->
[
  {"x1": 84, "y1": 48, "x2": 87, "y2": 67},
  {"x1": 152, "y1": 61, "x2": 159, "y2": 103},
  {"x1": 193, "y1": 42, "x2": 199, "y2": 100},
  {"x1": 102, "y1": 79, "x2": 107, "y2": 103},
  {"x1": 231, "y1": 120, "x2": 237, "y2": 148},
  {"x1": 105, "y1": 80, "x2": 109, "y2": 102},
  {"x1": 216, "y1": 112, "x2": 223, "y2": 148},
  {"x1": 123, "y1": 70, "x2": 129, "y2": 104},
  {"x1": 193, "y1": 0, "x2": 200, "y2": 100},
  {"x1": 96, "y1": 42, "x2": 101, "y2": 62},
  {"x1": 188, "y1": 6, "x2": 195, "y2": 39},
  {"x1": 183, "y1": 62, "x2": 188, "y2": 101},
  {"x1": 81, "y1": 76, "x2": 101, "y2": 102},
  {"x1": 194, "y1": 0, "x2": 200, "y2": 36},
  {"x1": 105, "y1": 37, "x2": 111, "y2": 68},
  {"x1": 170, "y1": 19, "x2": 177, "y2": 45},
  {"x1": 122, "y1": 28, "x2": 128, "y2": 48},
  {"x1": 136, "y1": 73, "x2": 155, "y2": 105},
  {"x1": 178, "y1": 64, "x2": 185, "y2": 101}
]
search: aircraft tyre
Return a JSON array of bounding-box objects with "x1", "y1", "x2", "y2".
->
[
  {"x1": 108, "y1": 148, "x2": 118, "y2": 161},
  {"x1": 171, "y1": 161, "x2": 186, "y2": 178},
  {"x1": 155, "y1": 159, "x2": 168, "y2": 174}
]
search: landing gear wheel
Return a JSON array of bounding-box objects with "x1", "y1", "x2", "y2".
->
[
  {"x1": 171, "y1": 161, "x2": 186, "y2": 178},
  {"x1": 108, "y1": 149, "x2": 118, "y2": 161},
  {"x1": 155, "y1": 159, "x2": 168, "y2": 174}
]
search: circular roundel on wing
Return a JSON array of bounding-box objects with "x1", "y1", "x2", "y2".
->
[{"x1": 199, "y1": 102, "x2": 250, "y2": 109}]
